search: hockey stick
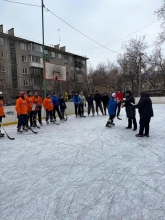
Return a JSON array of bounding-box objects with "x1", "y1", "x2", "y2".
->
[{"x1": 1, "y1": 124, "x2": 15, "y2": 140}]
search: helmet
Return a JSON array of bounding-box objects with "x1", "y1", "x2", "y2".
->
[
  {"x1": 0, "y1": 91, "x2": 2, "y2": 95},
  {"x1": 20, "y1": 92, "x2": 26, "y2": 96}
]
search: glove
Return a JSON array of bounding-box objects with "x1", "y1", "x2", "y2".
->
[
  {"x1": 2, "y1": 114, "x2": 5, "y2": 118},
  {"x1": 130, "y1": 102, "x2": 135, "y2": 106}
]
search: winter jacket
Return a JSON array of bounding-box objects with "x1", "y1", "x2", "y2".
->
[
  {"x1": 102, "y1": 95, "x2": 109, "y2": 105},
  {"x1": 116, "y1": 92, "x2": 123, "y2": 101},
  {"x1": 43, "y1": 97, "x2": 53, "y2": 111},
  {"x1": 122, "y1": 94, "x2": 136, "y2": 118},
  {"x1": 0, "y1": 100, "x2": 4, "y2": 117},
  {"x1": 108, "y1": 97, "x2": 117, "y2": 115},
  {"x1": 25, "y1": 95, "x2": 34, "y2": 112},
  {"x1": 60, "y1": 98, "x2": 66, "y2": 110},
  {"x1": 32, "y1": 96, "x2": 42, "y2": 111},
  {"x1": 86, "y1": 96, "x2": 94, "y2": 105},
  {"x1": 94, "y1": 93, "x2": 102, "y2": 103},
  {"x1": 79, "y1": 95, "x2": 86, "y2": 105},
  {"x1": 134, "y1": 93, "x2": 153, "y2": 118},
  {"x1": 73, "y1": 95, "x2": 81, "y2": 105},
  {"x1": 15, "y1": 97, "x2": 28, "y2": 115},
  {"x1": 52, "y1": 96, "x2": 60, "y2": 107}
]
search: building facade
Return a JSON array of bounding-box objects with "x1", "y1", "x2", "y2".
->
[{"x1": 0, "y1": 25, "x2": 88, "y2": 103}]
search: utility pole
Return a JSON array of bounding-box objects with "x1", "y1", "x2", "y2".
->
[
  {"x1": 41, "y1": 0, "x2": 47, "y2": 97},
  {"x1": 138, "y1": 53, "x2": 144, "y2": 95}
]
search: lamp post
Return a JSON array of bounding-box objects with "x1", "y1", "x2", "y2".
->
[
  {"x1": 138, "y1": 53, "x2": 144, "y2": 95},
  {"x1": 41, "y1": 0, "x2": 47, "y2": 97}
]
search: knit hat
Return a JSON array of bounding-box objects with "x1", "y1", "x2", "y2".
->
[
  {"x1": 112, "y1": 93, "x2": 116, "y2": 97},
  {"x1": 20, "y1": 92, "x2": 25, "y2": 96},
  {"x1": 53, "y1": 92, "x2": 56, "y2": 95},
  {"x1": 27, "y1": 90, "x2": 31, "y2": 95},
  {"x1": 46, "y1": 93, "x2": 50, "y2": 97},
  {"x1": 125, "y1": 90, "x2": 131, "y2": 94}
]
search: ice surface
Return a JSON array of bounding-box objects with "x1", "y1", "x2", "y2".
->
[{"x1": 0, "y1": 104, "x2": 165, "y2": 220}]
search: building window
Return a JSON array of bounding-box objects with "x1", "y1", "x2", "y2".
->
[
  {"x1": 58, "y1": 53, "x2": 62, "y2": 59},
  {"x1": 71, "y1": 66, "x2": 74, "y2": 71},
  {"x1": 20, "y1": 43, "x2": 26, "y2": 50},
  {"x1": 23, "y1": 68, "x2": 28, "y2": 74},
  {"x1": 64, "y1": 55, "x2": 68, "y2": 64},
  {"x1": 82, "y1": 60, "x2": 85, "y2": 65},
  {"x1": 23, "y1": 79, "x2": 29, "y2": 86},
  {"x1": 0, "y1": 52, "x2": 4, "y2": 59},
  {"x1": 81, "y1": 68, "x2": 85, "y2": 73},
  {"x1": 51, "y1": 52, "x2": 55, "y2": 57},
  {"x1": 76, "y1": 67, "x2": 80, "y2": 71},
  {"x1": 1, "y1": 66, "x2": 6, "y2": 72},
  {"x1": 0, "y1": 78, "x2": 5, "y2": 84},
  {"x1": 0, "y1": 37, "x2": 4, "y2": 45},
  {"x1": 29, "y1": 43, "x2": 42, "y2": 52},
  {"x1": 70, "y1": 56, "x2": 73, "y2": 62},
  {"x1": 32, "y1": 56, "x2": 40, "y2": 63},
  {"x1": 22, "y1": 56, "x2": 27, "y2": 62}
]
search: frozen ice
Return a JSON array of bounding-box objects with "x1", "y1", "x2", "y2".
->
[{"x1": 0, "y1": 104, "x2": 165, "y2": 220}]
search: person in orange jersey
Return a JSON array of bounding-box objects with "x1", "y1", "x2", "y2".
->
[
  {"x1": 15, "y1": 92, "x2": 28, "y2": 132},
  {"x1": 32, "y1": 91, "x2": 43, "y2": 126},
  {"x1": 43, "y1": 93, "x2": 54, "y2": 124},
  {"x1": 0, "y1": 91, "x2": 5, "y2": 137},
  {"x1": 25, "y1": 91, "x2": 35, "y2": 127}
]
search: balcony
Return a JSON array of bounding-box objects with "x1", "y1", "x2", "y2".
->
[
  {"x1": 28, "y1": 50, "x2": 43, "y2": 57},
  {"x1": 29, "y1": 62, "x2": 43, "y2": 69}
]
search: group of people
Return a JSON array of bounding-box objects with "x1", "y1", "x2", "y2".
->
[
  {"x1": 0, "y1": 88, "x2": 153, "y2": 138},
  {"x1": 72, "y1": 90, "x2": 123, "y2": 117},
  {"x1": 0, "y1": 91, "x2": 66, "y2": 135}
]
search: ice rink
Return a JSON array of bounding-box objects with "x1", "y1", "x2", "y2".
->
[{"x1": 0, "y1": 104, "x2": 165, "y2": 220}]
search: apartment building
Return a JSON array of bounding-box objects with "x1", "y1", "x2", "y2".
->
[{"x1": 0, "y1": 25, "x2": 88, "y2": 102}]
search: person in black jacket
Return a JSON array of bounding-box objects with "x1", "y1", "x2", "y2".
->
[
  {"x1": 102, "y1": 93, "x2": 109, "y2": 115},
  {"x1": 94, "y1": 91, "x2": 104, "y2": 115},
  {"x1": 121, "y1": 90, "x2": 137, "y2": 130},
  {"x1": 86, "y1": 94, "x2": 94, "y2": 116},
  {"x1": 132, "y1": 92, "x2": 153, "y2": 137},
  {"x1": 59, "y1": 95, "x2": 67, "y2": 120}
]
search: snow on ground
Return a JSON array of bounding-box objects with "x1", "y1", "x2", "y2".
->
[{"x1": 0, "y1": 104, "x2": 165, "y2": 220}]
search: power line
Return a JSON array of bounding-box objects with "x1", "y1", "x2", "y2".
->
[
  {"x1": 44, "y1": 6, "x2": 120, "y2": 55},
  {"x1": 68, "y1": 20, "x2": 159, "y2": 52},
  {"x1": 3, "y1": 0, "x2": 41, "y2": 7}
]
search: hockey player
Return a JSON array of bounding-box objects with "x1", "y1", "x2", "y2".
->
[
  {"x1": 59, "y1": 95, "x2": 67, "y2": 120},
  {"x1": 79, "y1": 91, "x2": 86, "y2": 117},
  {"x1": 106, "y1": 93, "x2": 117, "y2": 128},
  {"x1": 43, "y1": 94, "x2": 54, "y2": 124},
  {"x1": 115, "y1": 89, "x2": 123, "y2": 117},
  {"x1": 102, "y1": 92, "x2": 109, "y2": 115},
  {"x1": 32, "y1": 92, "x2": 43, "y2": 126},
  {"x1": 73, "y1": 92, "x2": 81, "y2": 117},
  {"x1": 15, "y1": 92, "x2": 28, "y2": 132},
  {"x1": 25, "y1": 91, "x2": 35, "y2": 127},
  {"x1": 94, "y1": 91, "x2": 104, "y2": 115},
  {"x1": 0, "y1": 91, "x2": 5, "y2": 137},
  {"x1": 52, "y1": 92, "x2": 62, "y2": 120},
  {"x1": 86, "y1": 94, "x2": 94, "y2": 116}
]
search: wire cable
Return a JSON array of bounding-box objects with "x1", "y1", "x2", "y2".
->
[{"x1": 2, "y1": 0, "x2": 41, "y2": 7}]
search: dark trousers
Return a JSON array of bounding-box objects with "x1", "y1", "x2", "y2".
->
[
  {"x1": 53, "y1": 106, "x2": 62, "y2": 120},
  {"x1": 60, "y1": 109, "x2": 65, "y2": 119},
  {"x1": 27, "y1": 111, "x2": 35, "y2": 127},
  {"x1": 74, "y1": 105, "x2": 79, "y2": 116},
  {"x1": 96, "y1": 102, "x2": 103, "y2": 113},
  {"x1": 88, "y1": 104, "x2": 94, "y2": 115},
  {"x1": 139, "y1": 117, "x2": 151, "y2": 135},
  {"x1": 46, "y1": 110, "x2": 53, "y2": 122},
  {"x1": 19, "y1": 114, "x2": 27, "y2": 128},
  {"x1": 128, "y1": 117, "x2": 137, "y2": 129},
  {"x1": 103, "y1": 104, "x2": 108, "y2": 115},
  {"x1": 79, "y1": 103, "x2": 84, "y2": 116},
  {"x1": 34, "y1": 110, "x2": 42, "y2": 124},
  {"x1": 0, "y1": 116, "x2": 2, "y2": 133},
  {"x1": 116, "y1": 102, "x2": 121, "y2": 116},
  {"x1": 109, "y1": 115, "x2": 115, "y2": 120}
]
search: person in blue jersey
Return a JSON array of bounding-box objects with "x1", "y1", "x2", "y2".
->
[
  {"x1": 72, "y1": 92, "x2": 81, "y2": 117},
  {"x1": 106, "y1": 93, "x2": 118, "y2": 128},
  {"x1": 52, "y1": 92, "x2": 62, "y2": 121}
]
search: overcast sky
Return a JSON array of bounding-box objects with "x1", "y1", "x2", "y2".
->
[{"x1": 0, "y1": 0, "x2": 163, "y2": 68}]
